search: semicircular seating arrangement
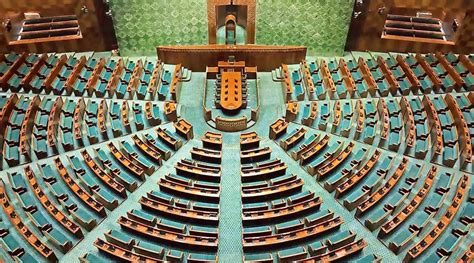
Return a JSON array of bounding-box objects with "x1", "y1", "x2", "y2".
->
[{"x1": 0, "y1": 51, "x2": 472, "y2": 263}]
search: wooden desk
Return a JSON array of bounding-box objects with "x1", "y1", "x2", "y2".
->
[
  {"x1": 157, "y1": 44, "x2": 307, "y2": 71},
  {"x1": 218, "y1": 61, "x2": 246, "y2": 72},
  {"x1": 220, "y1": 72, "x2": 242, "y2": 110},
  {"x1": 207, "y1": 65, "x2": 257, "y2": 79}
]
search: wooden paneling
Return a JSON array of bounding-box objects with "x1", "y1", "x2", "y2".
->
[
  {"x1": 0, "y1": 0, "x2": 117, "y2": 53},
  {"x1": 345, "y1": 0, "x2": 474, "y2": 53},
  {"x1": 156, "y1": 44, "x2": 307, "y2": 71},
  {"x1": 207, "y1": 0, "x2": 256, "y2": 44}
]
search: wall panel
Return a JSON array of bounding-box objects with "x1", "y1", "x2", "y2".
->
[
  {"x1": 110, "y1": 0, "x2": 355, "y2": 56},
  {"x1": 255, "y1": 0, "x2": 355, "y2": 55},
  {"x1": 110, "y1": 0, "x2": 208, "y2": 56}
]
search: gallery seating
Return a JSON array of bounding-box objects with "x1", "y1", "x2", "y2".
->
[
  {"x1": 386, "y1": 171, "x2": 456, "y2": 253},
  {"x1": 241, "y1": 159, "x2": 288, "y2": 183},
  {"x1": 333, "y1": 149, "x2": 381, "y2": 197},
  {"x1": 359, "y1": 100, "x2": 377, "y2": 144},
  {"x1": 379, "y1": 166, "x2": 438, "y2": 236},
  {"x1": 443, "y1": 53, "x2": 474, "y2": 90},
  {"x1": 131, "y1": 134, "x2": 163, "y2": 164},
  {"x1": 289, "y1": 133, "x2": 323, "y2": 161},
  {"x1": 108, "y1": 141, "x2": 146, "y2": 179},
  {"x1": 355, "y1": 157, "x2": 410, "y2": 216},
  {"x1": 318, "y1": 101, "x2": 331, "y2": 130},
  {"x1": 240, "y1": 132, "x2": 370, "y2": 260},
  {"x1": 324, "y1": 60, "x2": 346, "y2": 99},
  {"x1": 93, "y1": 238, "x2": 160, "y2": 262},
  {"x1": 280, "y1": 127, "x2": 306, "y2": 150},
  {"x1": 139, "y1": 192, "x2": 219, "y2": 225},
  {"x1": 242, "y1": 174, "x2": 304, "y2": 203},
  {"x1": 335, "y1": 101, "x2": 353, "y2": 137},
  {"x1": 3, "y1": 95, "x2": 31, "y2": 166},
  {"x1": 301, "y1": 101, "x2": 318, "y2": 126},
  {"x1": 242, "y1": 192, "x2": 322, "y2": 225},
  {"x1": 159, "y1": 173, "x2": 220, "y2": 203},
  {"x1": 380, "y1": 57, "x2": 413, "y2": 96},
  {"x1": 0, "y1": 94, "x2": 168, "y2": 168}
]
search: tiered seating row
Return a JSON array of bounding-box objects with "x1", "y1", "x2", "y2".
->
[
  {"x1": 0, "y1": 179, "x2": 57, "y2": 261},
  {"x1": 291, "y1": 93, "x2": 473, "y2": 171},
  {"x1": 269, "y1": 119, "x2": 473, "y2": 261},
  {"x1": 88, "y1": 131, "x2": 220, "y2": 261},
  {"x1": 242, "y1": 132, "x2": 369, "y2": 261},
  {"x1": 0, "y1": 53, "x2": 173, "y2": 100},
  {"x1": 0, "y1": 95, "x2": 168, "y2": 168},
  {"x1": 0, "y1": 119, "x2": 187, "y2": 261},
  {"x1": 280, "y1": 53, "x2": 474, "y2": 100},
  {"x1": 280, "y1": 64, "x2": 304, "y2": 102},
  {"x1": 3, "y1": 95, "x2": 37, "y2": 166}
]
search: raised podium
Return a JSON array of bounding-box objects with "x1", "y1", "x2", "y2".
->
[{"x1": 157, "y1": 44, "x2": 306, "y2": 71}]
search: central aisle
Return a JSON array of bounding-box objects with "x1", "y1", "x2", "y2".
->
[
  {"x1": 217, "y1": 136, "x2": 244, "y2": 260},
  {"x1": 177, "y1": 72, "x2": 285, "y2": 260}
]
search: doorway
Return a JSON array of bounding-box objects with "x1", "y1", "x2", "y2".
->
[{"x1": 207, "y1": 0, "x2": 256, "y2": 45}]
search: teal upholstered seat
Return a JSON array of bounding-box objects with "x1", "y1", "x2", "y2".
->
[
  {"x1": 135, "y1": 240, "x2": 164, "y2": 259},
  {"x1": 278, "y1": 247, "x2": 307, "y2": 261},
  {"x1": 148, "y1": 190, "x2": 174, "y2": 204},
  {"x1": 133, "y1": 104, "x2": 145, "y2": 128},
  {"x1": 326, "y1": 230, "x2": 355, "y2": 248},
  {"x1": 315, "y1": 84, "x2": 325, "y2": 98},
  {"x1": 244, "y1": 253, "x2": 272, "y2": 262},
  {"x1": 307, "y1": 140, "x2": 341, "y2": 170},
  {"x1": 160, "y1": 218, "x2": 186, "y2": 233},
  {"x1": 121, "y1": 140, "x2": 155, "y2": 171},
  {"x1": 194, "y1": 202, "x2": 219, "y2": 211},
  {"x1": 105, "y1": 229, "x2": 135, "y2": 249},
  {"x1": 336, "y1": 84, "x2": 346, "y2": 97},
  {"x1": 96, "y1": 148, "x2": 138, "y2": 188},
  {"x1": 308, "y1": 241, "x2": 327, "y2": 256},
  {"x1": 188, "y1": 253, "x2": 217, "y2": 261},
  {"x1": 243, "y1": 226, "x2": 271, "y2": 235},
  {"x1": 166, "y1": 249, "x2": 184, "y2": 261},
  {"x1": 243, "y1": 202, "x2": 268, "y2": 210},
  {"x1": 304, "y1": 209, "x2": 332, "y2": 226}
]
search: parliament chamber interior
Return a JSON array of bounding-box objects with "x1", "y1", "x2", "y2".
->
[{"x1": 0, "y1": 0, "x2": 473, "y2": 262}]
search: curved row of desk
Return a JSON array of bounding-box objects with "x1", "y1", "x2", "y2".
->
[
  {"x1": 291, "y1": 52, "x2": 474, "y2": 101},
  {"x1": 0, "y1": 93, "x2": 172, "y2": 169},
  {"x1": 272, "y1": 119, "x2": 473, "y2": 262},
  {"x1": 0, "y1": 120, "x2": 188, "y2": 262},
  {"x1": 241, "y1": 131, "x2": 372, "y2": 262},
  {"x1": 0, "y1": 53, "x2": 185, "y2": 101},
  {"x1": 282, "y1": 91, "x2": 474, "y2": 172}
]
